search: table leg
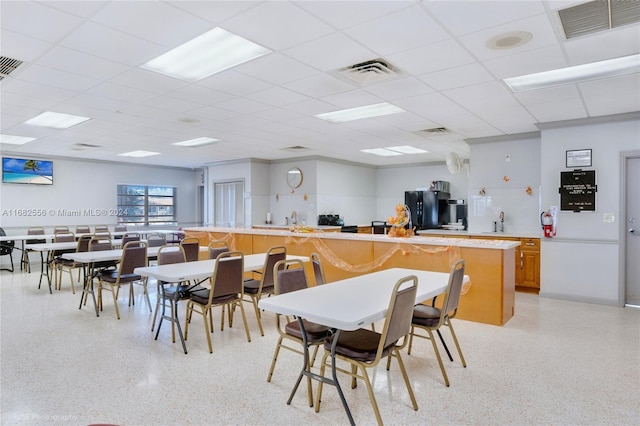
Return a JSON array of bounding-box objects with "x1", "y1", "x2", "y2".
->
[
  {"x1": 154, "y1": 283, "x2": 187, "y2": 354},
  {"x1": 36, "y1": 251, "x2": 53, "y2": 294},
  {"x1": 78, "y1": 263, "x2": 99, "y2": 317},
  {"x1": 286, "y1": 319, "x2": 355, "y2": 426}
]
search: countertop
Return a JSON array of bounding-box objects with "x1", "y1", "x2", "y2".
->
[
  {"x1": 185, "y1": 227, "x2": 521, "y2": 250},
  {"x1": 417, "y1": 229, "x2": 541, "y2": 239}
]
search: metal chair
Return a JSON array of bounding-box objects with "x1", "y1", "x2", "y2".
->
[
  {"x1": 185, "y1": 251, "x2": 250, "y2": 353},
  {"x1": 97, "y1": 241, "x2": 150, "y2": 319},
  {"x1": 242, "y1": 246, "x2": 286, "y2": 336},
  {"x1": 121, "y1": 232, "x2": 141, "y2": 246},
  {"x1": 56, "y1": 234, "x2": 91, "y2": 293},
  {"x1": 180, "y1": 237, "x2": 200, "y2": 262},
  {"x1": 0, "y1": 228, "x2": 15, "y2": 272},
  {"x1": 266, "y1": 259, "x2": 331, "y2": 406},
  {"x1": 407, "y1": 259, "x2": 467, "y2": 387},
  {"x1": 207, "y1": 240, "x2": 229, "y2": 260},
  {"x1": 49, "y1": 231, "x2": 76, "y2": 292},
  {"x1": 146, "y1": 233, "x2": 166, "y2": 248},
  {"x1": 22, "y1": 227, "x2": 45, "y2": 272},
  {"x1": 310, "y1": 252, "x2": 326, "y2": 285},
  {"x1": 314, "y1": 275, "x2": 419, "y2": 425}
]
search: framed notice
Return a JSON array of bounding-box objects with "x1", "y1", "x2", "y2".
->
[
  {"x1": 566, "y1": 149, "x2": 592, "y2": 168},
  {"x1": 559, "y1": 170, "x2": 597, "y2": 212}
]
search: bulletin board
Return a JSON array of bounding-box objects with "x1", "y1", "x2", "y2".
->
[{"x1": 559, "y1": 170, "x2": 597, "y2": 212}]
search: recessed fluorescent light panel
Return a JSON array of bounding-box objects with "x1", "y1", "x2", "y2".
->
[
  {"x1": 315, "y1": 102, "x2": 405, "y2": 123},
  {"x1": 172, "y1": 137, "x2": 219, "y2": 147},
  {"x1": 361, "y1": 145, "x2": 428, "y2": 157},
  {"x1": 0, "y1": 134, "x2": 37, "y2": 145},
  {"x1": 141, "y1": 28, "x2": 272, "y2": 82},
  {"x1": 24, "y1": 112, "x2": 91, "y2": 129},
  {"x1": 118, "y1": 150, "x2": 161, "y2": 158},
  {"x1": 504, "y1": 54, "x2": 640, "y2": 92}
]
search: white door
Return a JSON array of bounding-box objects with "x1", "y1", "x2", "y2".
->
[
  {"x1": 625, "y1": 155, "x2": 640, "y2": 306},
  {"x1": 214, "y1": 181, "x2": 244, "y2": 228}
]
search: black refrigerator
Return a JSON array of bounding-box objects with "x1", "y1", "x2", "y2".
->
[{"x1": 405, "y1": 190, "x2": 450, "y2": 230}]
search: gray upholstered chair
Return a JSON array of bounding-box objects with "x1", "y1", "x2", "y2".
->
[
  {"x1": 22, "y1": 227, "x2": 45, "y2": 272},
  {"x1": 314, "y1": 275, "x2": 419, "y2": 425},
  {"x1": 185, "y1": 251, "x2": 250, "y2": 353},
  {"x1": 310, "y1": 252, "x2": 326, "y2": 285},
  {"x1": 0, "y1": 228, "x2": 15, "y2": 272},
  {"x1": 407, "y1": 259, "x2": 467, "y2": 387}
]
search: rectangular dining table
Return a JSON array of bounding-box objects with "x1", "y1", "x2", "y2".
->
[
  {"x1": 258, "y1": 267, "x2": 469, "y2": 425},
  {"x1": 134, "y1": 253, "x2": 310, "y2": 354}
]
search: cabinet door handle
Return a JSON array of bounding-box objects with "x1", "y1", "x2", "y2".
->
[
  {"x1": 525, "y1": 242, "x2": 536, "y2": 246},
  {"x1": 520, "y1": 252, "x2": 523, "y2": 269}
]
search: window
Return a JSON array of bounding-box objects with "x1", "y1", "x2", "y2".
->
[{"x1": 117, "y1": 184, "x2": 176, "y2": 226}]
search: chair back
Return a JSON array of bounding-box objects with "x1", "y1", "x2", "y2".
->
[
  {"x1": 380, "y1": 275, "x2": 418, "y2": 351},
  {"x1": 94, "y1": 225, "x2": 109, "y2": 232},
  {"x1": 180, "y1": 237, "x2": 200, "y2": 261},
  {"x1": 157, "y1": 244, "x2": 186, "y2": 266},
  {"x1": 75, "y1": 225, "x2": 91, "y2": 235},
  {"x1": 53, "y1": 226, "x2": 69, "y2": 233},
  {"x1": 146, "y1": 233, "x2": 166, "y2": 247},
  {"x1": 77, "y1": 234, "x2": 92, "y2": 253},
  {"x1": 260, "y1": 246, "x2": 287, "y2": 292},
  {"x1": 54, "y1": 232, "x2": 75, "y2": 243},
  {"x1": 310, "y1": 252, "x2": 326, "y2": 285},
  {"x1": 440, "y1": 260, "x2": 466, "y2": 322},
  {"x1": 0, "y1": 228, "x2": 15, "y2": 254},
  {"x1": 207, "y1": 240, "x2": 229, "y2": 260},
  {"x1": 27, "y1": 227, "x2": 46, "y2": 245},
  {"x1": 121, "y1": 233, "x2": 141, "y2": 245},
  {"x1": 119, "y1": 241, "x2": 147, "y2": 274},
  {"x1": 94, "y1": 230, "x2": 112, "y2": 240},
  {"x1": 211, "y1": 251, "x2": 244, "y2": 299},
  {"x1": 273, "y1": 259, "x2": 308, "y2": 295},
  {"x1": 115, "y1": 223, "x2": 127, "y2": 233},
  {"x1": 89, "y1": 237, "x2": 113, "y2": 252}
]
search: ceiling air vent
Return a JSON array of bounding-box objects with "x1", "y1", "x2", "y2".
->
[
  {"x1": 0, "y1": 56, "x2": 24, "y2": 81},
  {"x1": 419, "y1": 127, "x2": 449, "y2": 135},
  {"x1": 72, "y1": 143, "x2": 102, "y2": 151},
  {"x1": 558, "y1": 0, "x2": 640, "y2": 39},
  {"x1": 336, "y1": 58, "x2": 400, "y2": 85}
]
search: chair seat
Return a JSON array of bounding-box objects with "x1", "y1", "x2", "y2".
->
[
  {"x1": 243, "y1": 279, "x2": 274, "y2": 295},
  {"x1": 285, "y1": 319, "x2": 331, "y2": 341},
  {"x1": 99, "y1": 271, "x2": 142, "y2": 283},
  {"x1": 324, "y1": 328, "x2": 395, "y2": 362},
  {"x1": 412, "y1": 304, "x2": 441, "y2": 327},
  {"x1": 189, "y1": 290, "x2": 237, "y2": 305},
  {"x1": 164, "y1": 284, "x2": 202, "y2": 300}
]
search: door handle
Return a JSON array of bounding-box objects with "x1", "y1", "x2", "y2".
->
[{"x1": 629, "y1": 228, "x2": 636, "y2": 234}]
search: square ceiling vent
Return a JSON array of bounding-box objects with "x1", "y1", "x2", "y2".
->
[
  {"x1": 558, "y1": 0, "x2": 640, "y2": 39},
  {"x1": 0, "y1": 56, "x2": 23, "y2": 81},
  {"x1": 334, "y1": 58, "x2": 402, "y2": 85}
]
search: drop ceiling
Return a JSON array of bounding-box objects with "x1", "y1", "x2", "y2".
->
[{"x1": 1, "y1": 0, "x2": 638, "y2": 169}]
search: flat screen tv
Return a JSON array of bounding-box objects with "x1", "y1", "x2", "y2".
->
[{"x1": 2, "y1": 157, "x2": 53, "y2": 185}]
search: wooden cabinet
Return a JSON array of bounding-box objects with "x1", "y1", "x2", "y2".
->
[{"x1": 518, "y1": 238, "x2": 540, "y2": 291}]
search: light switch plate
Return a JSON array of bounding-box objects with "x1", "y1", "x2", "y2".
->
[{"x1": 603, "y1": 213, "x2": 615, "y2": 223}]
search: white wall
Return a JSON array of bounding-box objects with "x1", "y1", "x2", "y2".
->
[
  {"x1": 539, "y1": 115, "x2": 640, "y2": 305},
  {"x1": 0, "y1": 157, "x2": 199, "y2": 231},
  {"x1": 268, "y1": 160, "x2": 317, "y2": 226},
  {"x1": 206, "y1": 160, "x2": 252, "y2": 227},
  {"x1": 468, "y1": 134, "x2": 542, "y2": 234}
]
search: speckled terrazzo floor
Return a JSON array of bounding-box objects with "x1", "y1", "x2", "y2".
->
[{"x1": 1, "y1": 266, "x2": 638, "y2": 426}]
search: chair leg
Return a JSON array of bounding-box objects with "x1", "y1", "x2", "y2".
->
[
  {"x1": 202, "y1": 307, "x2": 213, "y2": 353},
  {"x1": 236, "y1": 301, "x2": 251, "y2": 343},
  {"x1": 357, "y1": 363, "x2": 384, "y2": 426},
  {"x1": 267, "y1": 336, "x2": 285, "y2": 382},
  {"x1": 437, "y1": 329, "x2": 454, "y2": 362},
  {"x1": 151, "y1": 282, "x2": 161, "y2": 332},
  {"x1": 408, "y1": 325, "x2": 415, "y2": 354},
  {"x1": 427, "y1": 329, "x2": 449, "y2": 387},
  {"x1": 110, "y1": 285, "x2": 121, "y2": 320},
  {"x1": 184, "y1": 301, "x2": 192, "y2": 340},
  {"x1": 250, "y1": 295, "x2": 265, "y2": 336},
  {"x1": 314, "y1": 351, "x2": 331, "y2": 413},
  {"x1": 393, "y1": 348, "x2": 418, "y2": 411},
  {"x1": 447, "y1": 319, "x2": 467, "y2": 368}
]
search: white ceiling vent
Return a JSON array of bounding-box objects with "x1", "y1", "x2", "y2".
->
[
  {"x1": 417, "y1": 127, "x2": 450, "y2": 136},
  {"x1": 0, "y1": 56, "x2": 24, "y2": 81},
  {"x1": 336, "y1": 58, "x2": 401, "y2": 85},
  {"x1": 558, "y1": 0, "x2": 640, "y2": 39},
  {"x1": 72, "y1": 143, "x2": 101, "y2": 151}
]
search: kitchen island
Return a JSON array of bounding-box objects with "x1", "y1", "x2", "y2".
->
[{"x1": 184, "y1": 227, "x2": 519, "y2": 326}]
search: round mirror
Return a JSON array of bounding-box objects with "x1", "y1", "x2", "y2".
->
[{"x1": 287, "y1": 167, "x2": 303, "y2": 188}]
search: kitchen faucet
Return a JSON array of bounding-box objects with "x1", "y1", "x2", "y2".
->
[
  {"x1": 291, "y1": 210, "x2": 297, "y2": 225},
  {"x1": 498, "y1": 211, "x2": 505, "y2": 232}
]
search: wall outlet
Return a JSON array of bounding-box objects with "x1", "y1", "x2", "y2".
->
[{"x1": 603, "y1": 213, "x2": 615, "y2": 223}]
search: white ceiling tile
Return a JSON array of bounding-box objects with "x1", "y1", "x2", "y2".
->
[
  {"x1": 213, "y1": 97, "x2": 272, "y2": 115},
  {"x1": 60, "y1": 21, "x2": 165, "y2": 66},
  {"x1": 138, "y1": 95, "x2": 204, "y2": 114},
  {"x1": 513, "y1": 84, "x2": 581, "y2": 106},
  {"x1": 344, "y1": 5, "x2": 450, "y2": 56},
  {"x1": 167, "y1": 1, "x2": 261, "y2": 26},
  {"x1": 1, "y1": 1, "x2": 83, "y2": 42},
  {"x1": 86, "y1": 82, "x2": 156, "y2": 104},
  {"x1": 40, "y1": 1, "x2": 110, "y2": 18},
  {"x1": 320, "y1": 90, "x2": 383, "y2": 109},
  {"x1": 363, "y1": 77, "x2": 434, "y2": 101},
  {"x1": 580, "y1": 74, "x2": 640, "y2": 116},
  {"x1": 1, "y1": 80, "x2": 77, "y2": 103},
  {"x1": 424, "y1": 0, "x2": 546, "y2": 36},
  {"x1": 245, "y1": 86, "x2": 311, "y2": 107},
  {"x1": 90, "y1": 1, "x2": 213, "y2": 48},
  {"x1": 280, "y1": 99, "x2": 339, "y2": 115},
  {"x1": 37, "y1": 46, "x2": 130, "y2": 80},
  {"x1": 283, "y1": 33, "x2": 377, "y2": 71},
  {"x1": 59, "y1": 93, "x2": 128, "y2": 113},
  {"x1": 0, "y1": 30, "x2": 52, "y2": 63},
  {"x1": 14, "y1": 64, "x2": 101, "y2": 92},
  {"x1": 283, "y1": 74, "x2": 354, "y2": 98},
  {"x1": 222, "y1": 2, "x2": 334, "y2": 51},
  {"x1": 564, "y1": 25, "x2": 640, "y2": 65},
  {"x1": 165, "y1": 85, "x2": 235, "y2": 106},
  {"x1": 419, "y1": 63, "x2": 495, "y2": 91},
  {"x1": 388, "y1": 39, "x2": 475, "y2": 75},
  {"x1": 198, "y1": 70, "x2": 273, "y2": 96},
  {"x1": 189, "y1": 106, "x2": 242, "y2": 121},
  {"x1": 444, "y1": 81, "x2": 522, "y2": 111},
  {"x1": 458, "y1": 14, "x2": 560, "y2": 62},
  {"x1": 110, "y1": 68, "x2": 189, "y2": 95},
  {"x1": 235, "y1": 53, "x2": 319, "y2": 85},
  {"x1": 297, "y1": 1, "x2": 412, "y2": 30},
  {"x1": 483, "y1": 45, "x2": 568, "y2": 79},
  {"x1": 525, "y1": 98, "x2": 588, "y2": 123}
]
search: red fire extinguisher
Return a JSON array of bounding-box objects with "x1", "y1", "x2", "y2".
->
[{"x1": 541, "y1": 211, "x2": 555, "y2": 238}]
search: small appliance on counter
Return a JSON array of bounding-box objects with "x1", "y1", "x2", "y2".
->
[
  {"x1": 448, "y1": 199, "x2": 467, "y2": 230},
  {"x1": 318, "y1": 214, "x2": 341, "y2": 226},
  {"x1": 405, "y1": 187, "x2": 450, "y2": 230}
]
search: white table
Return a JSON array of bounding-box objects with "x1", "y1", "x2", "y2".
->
[
  {"x1": 26, "y1": 241, "x2": 80, "y2": 293},
  {"x1": 259, "y1": 268, "x2": 468, "y2": 425},
  {"x1": 135, "y1": 253, "x2": 309, "y2": 354},
  {"x1": 62, "y1": 246, "x2": 207, "y2": 316}
]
